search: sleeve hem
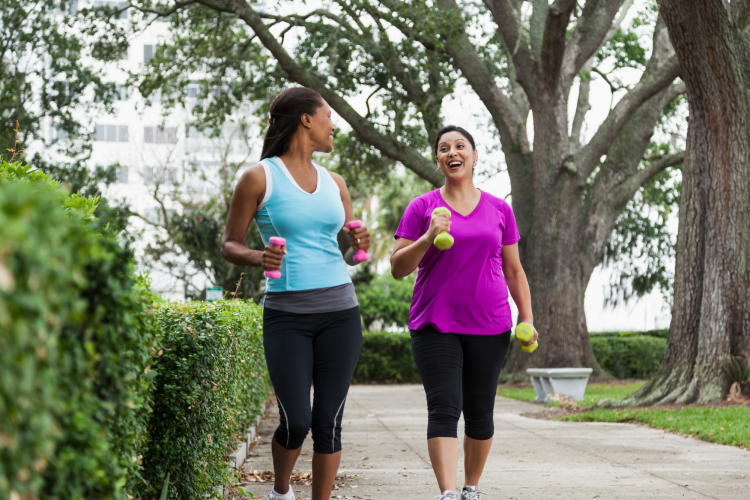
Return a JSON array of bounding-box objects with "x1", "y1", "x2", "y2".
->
[
  {"x1": 395, "y1": 231, "x2": 421, "y2": 241},
  {"x1": 502, "y1": 235, "x2": 521, "y2": 246}
]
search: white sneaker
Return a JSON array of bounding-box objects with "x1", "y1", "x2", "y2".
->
[
  {"x1": 461, "y1": 486, "x2": 486, "y2": 500},
  {"x1": 268, "y1": 485, "x2": 295, "y2": 500},
  {"x1": 435, "y1": 491, "x2": 459, "y2": 500}
]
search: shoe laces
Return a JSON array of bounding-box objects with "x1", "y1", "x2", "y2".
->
[
  {"x1": 435, "y1": 491, "x2": 459, "y2": 500},
  {"x1": 462, "y1": 487, "x2": 487, "y2": 500}
]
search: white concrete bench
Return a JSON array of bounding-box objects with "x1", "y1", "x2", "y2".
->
[{"x1": 527, "y1": 368, "x2": 593, "y2": 403}]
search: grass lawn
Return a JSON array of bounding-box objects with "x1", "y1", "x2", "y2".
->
[
  {"x1": 498, "y1": 381, "x2": 750, "y2": 449},
  {"x1": 562, "y1": 406, "x2": 750, "y2": 449},
  {"x1": 498, "y1": 381, "x2": 645, "y2": 408}
]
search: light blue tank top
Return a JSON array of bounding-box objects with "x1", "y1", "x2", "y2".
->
[{"x1": 255, "y1": 156, "x2": 352, "y2": 293}]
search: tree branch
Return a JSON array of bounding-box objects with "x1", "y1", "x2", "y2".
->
[
  {"x1": 579, "y1": 78, "x2": 684, "y2": 274},
  {"x1": 434, "y1": 0, "x2": 528, "y2": 151},
  {"x1": 633, "y1": 151, "x2": 685, "y2": 189},
  {"x1": 129, "y1": 0, "x2": 198, "y2": 17},
  {"x1": 205, "y1": 0, "x2": 444, "y2": 186},
  {"x1": 369, "y1": 0, "x2": 442, "y2": 52},
  {"x1": 539, "y1": 0, "x2": 577, "y2": 89},
  {"x1": 529, "y1": 0, "x2": 550, "y2": 59},
  {"x1": 566, "y1": 0, "x2": 629, "y2": 80},
  {"x1": 484, "y1": 0, "x2": 539, "y2": 95},
  {"x1": 734, "y1": 0, "x2": 750, "y2": 30},
  {"x1": 570, "y1": 60, "x2": 593, "y2": 154},
  {"x1": 575, "y1": 55, "x2": 680, "y2": 178}
]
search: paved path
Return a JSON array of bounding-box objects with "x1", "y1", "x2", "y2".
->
[{"x1": 240, "y1": 385, "x2": 749, "y2": 499}]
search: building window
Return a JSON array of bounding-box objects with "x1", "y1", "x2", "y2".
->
[
  {"x1": 50, "y1": 123, "x2": 69, "y2": 141},
  {"x1": 144, "y1": 126, "x2": 178, "y2": 144},
  {"x1": 119, "y1": 125, "x2": 128, "y2": 142},
  {"x1": 115, "y1": 85, "x2": 128, "y2": 100},
  {"x1": 144, "y1": 44, "x2": 154, "y2": 61},
  {"x1": 94, "y1": 1, "x2": 127, "y2": 19},
  {"x1": 143, "y1": 167, "x2": 179, "y2": 185},
  {"x1": 54, "y1": 0, "x2": 78, "y2": 15},
  {"x1": 95, "y1": 124, "x2": 127, "y2": 142},
  {"x1": 117, "y1": 165, "x2": 129, "y2": 183}
]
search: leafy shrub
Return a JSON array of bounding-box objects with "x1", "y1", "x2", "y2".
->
[
  {"x1": 590, "y1": 329, "x2": 669, "y2": 339},
  {"x1": 0, "y1": 178, "x2": 157, "y2": 499},
  {"x1": 1, "y1": 160, "x2": 98, "y2": 220},
  {"x1": 356, "y1": 274, "x2": 413, "y2": 331},
  {"x1": 354, "y1": 330, "x2": 669, "y2": 383},
  {"x1": 141, "y1": 300, "x2": 270, "y2": 499},
  {"x1": 590, "y1": 334, "x2": 667, "y2": 379},
  {"x1": 352, "y1": 332, "x2": 420, "y2": 383}
]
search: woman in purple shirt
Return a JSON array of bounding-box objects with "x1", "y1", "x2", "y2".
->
[{"x1": 391, "y1": 126, "x2": 538, "y2": 500}]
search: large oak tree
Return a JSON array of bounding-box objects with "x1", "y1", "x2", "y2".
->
[
  {"x1": 628, "y1": 0, "x2": 750, "y2": 404},
  {"x1": 131, "y1": 0, "x2": 686, "y2": 375}
]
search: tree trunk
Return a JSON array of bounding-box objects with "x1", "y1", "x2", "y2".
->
[
  {"x1": 502, "y1": 88, "x2": 607, "y2": 378},
  {"x1": 629, "y1": 0, "x2": 750, "y2": 405}
]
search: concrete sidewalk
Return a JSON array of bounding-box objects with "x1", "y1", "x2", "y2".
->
[{"x1": 240, "y1": 385, "x2": 749, "y2": 499}]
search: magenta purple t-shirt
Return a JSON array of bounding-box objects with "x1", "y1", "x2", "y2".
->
[{"x1": 395, "y1": 189, "x2": 521, "y2": 335}]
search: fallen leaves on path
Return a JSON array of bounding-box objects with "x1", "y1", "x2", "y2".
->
[{"x1": 238, "y1": 469, "x2": 358, "y2": 489}]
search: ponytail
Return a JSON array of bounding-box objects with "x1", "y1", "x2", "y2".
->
[{"x1": 261, "y1": 87, "x2": 325, "y2": 160}]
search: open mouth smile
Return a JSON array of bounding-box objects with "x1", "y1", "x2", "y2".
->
[{"x1": 448, "y1": 160, "x2": 462, "y2": 170}]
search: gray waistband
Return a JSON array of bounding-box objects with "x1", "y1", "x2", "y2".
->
[{"x1": 262, "y1": 283, "x2": 358, "y2": 314}]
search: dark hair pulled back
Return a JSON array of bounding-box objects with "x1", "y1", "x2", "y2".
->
[
  {"x1": 261, "y1": 87, "x2": 325, "y2": 160},
  {"x1": 433, "y1": 125, "x2": 476, "y2": 157}
]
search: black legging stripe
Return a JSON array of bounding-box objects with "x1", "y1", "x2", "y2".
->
[
  {"x1": 410, "y1": 326, "x2": 511, "y2": 440},
  {"x1": 263, "y1": 306, "x2": 362, "y2": 454}
]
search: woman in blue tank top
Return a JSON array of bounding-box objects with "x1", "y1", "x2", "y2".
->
[{"x1": 221, "y1": 87, "x2": 370, "y2": 500}]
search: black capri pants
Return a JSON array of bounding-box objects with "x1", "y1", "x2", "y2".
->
[
  {"x1": 411, "y1": 326, "x2": 511, "y2": 440},
  {"x1": 263, "y1": 306, "x2": 362, "y2": 454}
]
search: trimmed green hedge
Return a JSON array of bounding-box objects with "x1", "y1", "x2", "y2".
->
[
  {"x1": 590, "y1": 333, "x2": 667, "y2": 379},
  {"x1": 1, "y1": 164, "x2": 271, "y2": 500},
  {"x1": 141, "y1": 300, "x2": 269, "y2": 499},
  {"x1": 0, "y1": 177, "x2": 157, "y2": 499},
  {"x1": 590, "y1": 329, "x2": 669, "y2": 339},
  {"x1": 353, "y1": 330, "x2": 670, "y2": 383},
  {"x1": 352, "y1": 331, "x2": 419, "y2": 383}
]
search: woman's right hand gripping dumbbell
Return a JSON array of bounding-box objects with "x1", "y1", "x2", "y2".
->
[
  {"x1": 425, "y1": 208, "x2": 452, "y2": 248},
  {"x1": 261, "y1": 238, "x2": 287, "y2": 278}
]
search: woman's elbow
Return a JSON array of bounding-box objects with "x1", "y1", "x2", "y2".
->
[
  {"x1": 390, "y1": 259, "x2": 403, "y2": 279},
  {"x1": 220, "y1": 240, "x2": 232, "y2": 261}
]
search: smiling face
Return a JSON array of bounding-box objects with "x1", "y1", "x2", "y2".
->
[
  {"x1": 304, "y1": 100, "x2": 335, "y2": 153},
  {"x1": 435, "y1": 131, "x2": 478, "y2": 182}
]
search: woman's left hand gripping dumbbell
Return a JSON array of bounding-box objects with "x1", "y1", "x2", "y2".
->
[
  {"x1": 343, "y1": 220, "x2": 371, "y2": 263},
  {"x1": 262, "y1": 237, "x2": 287, "y2": 278}
]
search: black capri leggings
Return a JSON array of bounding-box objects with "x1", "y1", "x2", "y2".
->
[
  {"x1": 411, "y1": 326, "x2": 511, "y2": 440},
  {"x1": 263, "y1": 306, "x2": 362, "y2": 454}
]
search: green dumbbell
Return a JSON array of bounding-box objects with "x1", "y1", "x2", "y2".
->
[
  {"x1": 431, "y1": 207, "x2": 454, "y2": 250},
  {"x1": 515, "y1": 322, "x2": 538, "y2": 353}
]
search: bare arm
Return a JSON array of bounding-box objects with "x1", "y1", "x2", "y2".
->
[
  {"x1": 390, "y1": 212, "x2": 451, "y2": 279},
  {"x1": 220, "y1": 165, "x2": 284, "y2": 272},
  {"x1": 329, "y1": 171, "x2": 371, "y2": 266},
  {"x1": 501, "y1": 243, "x2": 538, "y2": 345}
]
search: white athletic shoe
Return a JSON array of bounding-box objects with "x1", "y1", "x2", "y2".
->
[
  {"x1": 268, "y1": 485, "x2": 295, "y2": 500},
  {"x1": 461, "y1": 486, "x2": 486, "y2": 500},
  {"x1": 435, "y1": 491, "x2": 459, "y2": 500}
]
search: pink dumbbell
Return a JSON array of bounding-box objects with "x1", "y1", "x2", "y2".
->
[
  {"x1": 345, "y1": 220, "x2": 370, "y2": 263},
  {"x1": 264, "y1": 236, "x2": 286, "y2": 279}
]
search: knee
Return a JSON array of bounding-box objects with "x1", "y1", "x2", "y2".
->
[
  {"x1": 310, "y1": 400, "x2": 347, "y2": 454},
  {"x1": 276, "y1": 413, "x2": 311, "y2": 450},
  {"x1": 463, "y1": 408, "x2": 494, "y2": 441},
  {"x1": 426, "y1": 404, "x2": 461, "y2": 439}
]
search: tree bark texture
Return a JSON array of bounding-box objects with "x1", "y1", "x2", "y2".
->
[
  {"x1": 184, "y1": 0, "x2": 688, "y2": 376},
  {"x1": 629, "y1": 0, "x2": 750, "y2": 404}
]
